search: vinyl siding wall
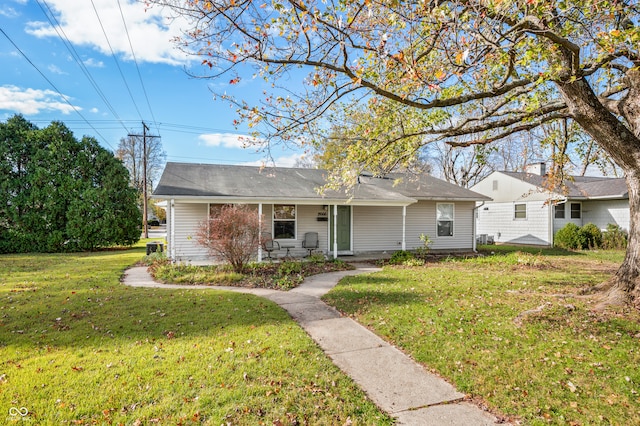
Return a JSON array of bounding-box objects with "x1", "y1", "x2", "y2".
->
[
  {"x1": 582, "y1": 199, "x2": 630, "y2": 231},
  {"x1": 169, "y1": 202, "x2": 330, "y2": 260},
  {"x1": 270, "y1": 204, "x2": 329, "y2": 257},
  {"x1": 476, "y1": 200, "x2": 551, "y2": 246},
  {"x1": 172, "y1": 203, "x2": 209, "y2": 260},
  {"x1": 169, "y1": 200, "x2": 477, "y2": 260},
  {"x1": 352, "y1": 201, "x2": 475, "y2": 253}
]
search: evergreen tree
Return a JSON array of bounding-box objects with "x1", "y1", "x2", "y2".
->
[{"x1": 0, "y1": 115, "x2": 141, "y2": 253}]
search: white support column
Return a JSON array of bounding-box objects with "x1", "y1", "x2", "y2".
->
[
  {"x1": 258, "y1": 203, "x2": 263, "y2": 262},
  {"x1": 170, "y1": 199, "x2": 175, "y2": 260},
  {"x1": 402, "y1": 205, "x2": 407, "y2": 251},
  {"x1": 333, "y1": 204, "x2": 338, "y2": 259}
]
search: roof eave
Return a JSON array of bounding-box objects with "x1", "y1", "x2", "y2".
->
[{"x1": 150, "y1": 194, "x2": 417, "y2": 206}]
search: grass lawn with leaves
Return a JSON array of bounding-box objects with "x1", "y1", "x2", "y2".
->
[
  {"x1": 0, "y1": 242, "x2": 392, "y2": 425},
  {"x1": 323, "y1": 246, "x2": 640, "y2": 425}
]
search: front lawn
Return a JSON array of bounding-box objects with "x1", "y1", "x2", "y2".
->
[
  {"x1": 0, "y1": 244, "x2": 391, "y2": 425},
  {"x1": 323, "y1": 247, "x2": 640, "y2": 425}
]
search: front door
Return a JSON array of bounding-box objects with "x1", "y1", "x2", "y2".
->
[{"x1": 330, "y1": 205, "x2": 351, "y2": 252}]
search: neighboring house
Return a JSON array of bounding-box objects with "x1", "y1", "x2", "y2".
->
[
  {"x1": 151, "y1": 163, "x2": 491, "y2": 261},
  {"x1": 470, "y1": 163, "x2": 629, "y2": 247}
]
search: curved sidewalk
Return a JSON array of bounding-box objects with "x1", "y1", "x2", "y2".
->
[{"x1": 123, "y1": 265, "x2": 506, "y2": 425}]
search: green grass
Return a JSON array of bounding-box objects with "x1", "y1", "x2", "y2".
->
[
  {"x1": 324, "y1": 246, "x2": 640, "y2": 425},
  {"x1": 0, "y1": 242, "x2": 392, "y2": 425}
]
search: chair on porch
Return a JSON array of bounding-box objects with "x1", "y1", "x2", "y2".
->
[
  {"x1": 261, "y1": 232, "x2": 280, "y2": 260},
  {"x1": 302, "y1": 232, "x2": 319, "y2": 257}
]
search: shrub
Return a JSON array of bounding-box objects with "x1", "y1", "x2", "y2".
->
[
  {"x1": 195, "y1": 204, "x2": 263, "y2": 273},
  {"x1": 580, "y1": 223, "x2": 602, "y2": 249},
  {"x1": 390, "y1": 250, "x2": 415, "y2": 265},
  {"x1": 278, "y1": 260, "x2": 303, "y2": 276},
  {"x1": 554, "y1": 223, "x2": 585, "y2": 249},
  {"x1": 415, "y1": 233, "x2": 432, "y2": 258},
  {"x1": 307, "y1": 253, "x2": 327, "y2": 264},
  {"x1": 602, "y1": 223, "x2": 628, "y2": 249}
]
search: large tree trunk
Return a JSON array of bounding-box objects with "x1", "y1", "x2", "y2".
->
[{"x1": 557, "y1": 72, "x2": 640, "y2": 308}]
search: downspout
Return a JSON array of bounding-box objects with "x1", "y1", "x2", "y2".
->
[
  {"x1": 333, "y1": 204, "x2": 338, "y2": 259},
  {"x1": 402, "y1": 206, "x2": 407, "y2": 251},
  {"x1": 258, "y1": 203, "x2": 263, "y2": 262},
  {"x1": 472, "y1": 201, "x2": 485, "y2": 253}
]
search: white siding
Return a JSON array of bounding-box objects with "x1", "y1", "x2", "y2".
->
[
  {"x1": 470, "y1": 171, "x2": 552, "y2": 202},
  {"x1": 170, "y1": 201, "x2": 479, "y2": 260},
  {"x1": 352, "y1": 206, "x2": 405, "y2": 252},
  {"x1": 406, "y1": 201, "x2": 474, "y2": 250},
  {"x1": 352, "y1": 201, "x2": 476, "y2": 253},
  {"x1": 552, "y1": 202, "x2": 583, "y2": 232},
  {"x1": 172, "y1": 203, "x2": 209, "y2": 260},
  {"x1": 476, "y1": 200, "x2": 551, "y2": 246},
  {"x1": 582, "y1": 199, "x2": 630, "y2": 231},
  {"x1": 269, "y1": 204, "x2": 329, "y2": 257}
]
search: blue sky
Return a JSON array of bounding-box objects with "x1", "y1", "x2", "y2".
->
[{"x1": 0, "y1": 0, "x2": 306, "y2": 167}]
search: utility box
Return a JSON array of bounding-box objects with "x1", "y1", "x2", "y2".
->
[{"x1": 146, "y1": 242, "x2": 164, "y2": 255}]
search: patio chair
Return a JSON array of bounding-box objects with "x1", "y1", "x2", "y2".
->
[
  {"x1": 261, "y1": 232, "x2": 280, "y2": 260},
  {"x1": 302, "y1": 232, "x2": 319, "y2": 257}
]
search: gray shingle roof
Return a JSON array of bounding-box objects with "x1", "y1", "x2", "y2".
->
[
  {"x1": 152, "y1": 163, "x2": 490, "y2": 204},
  {"x1": 501, "y1": 172, "x2": 628, "y2": 199}
]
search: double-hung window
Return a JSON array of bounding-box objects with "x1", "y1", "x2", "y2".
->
[
  {"x1": 570, "y1": 203, "x2": 581, "y2": 219},
  {"x1": 273, "y1": 204, "x2": 296, "y2": 239},
  {"x1": 514, "y1": 203, "x2": 526, "y2": 219},
  {"x1": 436, "y1": 203, "x2": 454, "y2": 237},
  {"x1": 554, "y1": 204, "x2": 565, "y2": 219}
]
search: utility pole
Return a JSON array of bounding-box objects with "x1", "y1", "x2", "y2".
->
[{"x1": 128, "y1": 121, "x2": 160, "y2": 239}]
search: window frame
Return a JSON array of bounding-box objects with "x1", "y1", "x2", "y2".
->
[
  {"x1": 554, "y1": 203, "x2": 565, "y2": 219},
  {"x1": 570, "y1": 202, "x2": 581, "y2": 219},
  {"x1": 514, "y1": 203, "x2": 527, "y2": 220},
  {"x1": 272, "y1": 204, "x2": 297, "y2": 240},
  {"x1": 436, "y1": 203, "x2": 454, "y2": 237}
]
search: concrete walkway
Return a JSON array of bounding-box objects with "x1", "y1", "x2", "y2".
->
[{"x1": 123, "y1": 265, "x2": 507, "y2": 425}]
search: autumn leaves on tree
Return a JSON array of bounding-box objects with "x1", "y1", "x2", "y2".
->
[{"x1": 153, "y1": 0, "x2": 640, "y2": 307}]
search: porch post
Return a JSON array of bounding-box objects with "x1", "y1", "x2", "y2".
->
[
  {"x1": 170, "y1": 198, "x2": 175, "y2": 260},
  {"x1": 258, "y1": 203, "x2": 263, "y2": 262},
  {"x1": 402, "y1": 205, "x2": 407, "y2": 251},
  {"x1": 333, "y1": 204, "x2": 338, "y2": 259}
]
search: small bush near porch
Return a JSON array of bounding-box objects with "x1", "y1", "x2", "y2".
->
[{"x1": 323, "y1": 246, "x2": 640, "y2": 425}]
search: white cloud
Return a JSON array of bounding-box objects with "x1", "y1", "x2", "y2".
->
[
  {"x1": 0, "y1": 7, "x2": 19, "y2": 18},
  {"x1": 48, "y1": 64, "x2": 67, "y2": 75},
  {"x1": 83, "y1": 58, "x2": 104, "y2": 68},
  {"x1": 24, "y1": 0, "x2": 191, "y2": 65},
  {"x1": 243, "y1": 153, "x2": 307, "y2": 168},
  {"x1": 198, "y1": 133, "x2": 260, "y2": 149},
  {"x1": 90, "y1": 107, "x2": 99, "y2": 113},
  {"x1": 0, "y1": 85, "x2": 79, "y2": 115}
]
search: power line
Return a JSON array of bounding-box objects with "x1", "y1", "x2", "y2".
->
[
  {"x1": 90, "y1": 0, "x2": 144, "y2": 122},
  {"x1": 116, "y1": 0, "x2": 159, "y2": 135},
  {"x1": 36, "y1": 0, "x2": 130, "y2": 134},
  {"x1": 0, "y1": 27, "x2": 115, "y2": 150}
]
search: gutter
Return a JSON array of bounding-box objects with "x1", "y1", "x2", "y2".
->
[{"x1": 471, "y1": 201, "x2": 485, "y2": 253}]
